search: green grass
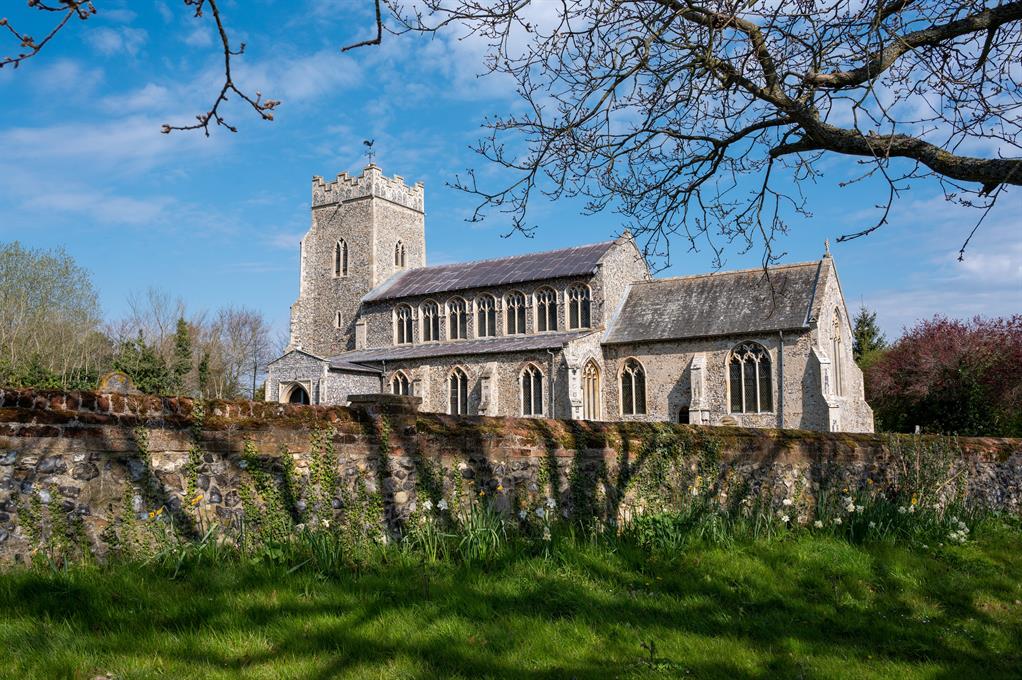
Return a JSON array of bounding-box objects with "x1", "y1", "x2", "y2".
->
[{"x1": 1, "y1": 525, "x2": 1020, "y2": 679}]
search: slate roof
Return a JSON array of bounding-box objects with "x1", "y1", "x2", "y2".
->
[
  {"x1": 363, "y1": 240, "x2": 617, "y2": 302},
  {"x1": 603, "y1": 261, "x2": 823, "y2": 344},
  {"x1": 329, "y1": 331, "x2": 594, "y2": 367}
]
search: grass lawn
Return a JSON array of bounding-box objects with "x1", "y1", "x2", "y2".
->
[{"x1": 1, "y1": 527, "x2": 1020, "y2": 679}]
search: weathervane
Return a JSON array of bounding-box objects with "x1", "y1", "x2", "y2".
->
[{"x1": 363, "y1": 138, "x2": 376, "y2": 164}]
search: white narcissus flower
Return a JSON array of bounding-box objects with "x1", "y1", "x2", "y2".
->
[
  {"x1": 780, "y1": 515, "x2": 790, "y2": 523},
  {"x1": 868, "y1": 521, "x2": 876, "y2": 529},
  {"x1": 813, "y1": 520, "x2": 824, "y2": 529},
  {"x1": 321, "y1": 518, "x2": 330, "y2": 528},
  {"x1": 782, "y1": 498, "x2": 793, "y2": 507},
  {"x1": 437, "y1": 499, "x2": 449, "y2": 511},
  {"x1": 535, "y1": 507, "x2": 546, "y2": 519},
  {"x1": 855, "y1": 505, "x2": 864, "y2": 513},
  {"x1": 518, "y1": 509, "x2": 527, "y2": 520},
  {"x1": 545, "y1": 497, "x2": 557, "y2": 509},
  {"x1": 845, "y1": 503, "x2": 856, "y2": 513},
  {"x1": 422, "y1": 499, "x2": 433, "y2": 511},
  {"x1": 898, "y1": 506, "x2": 907, "y2": 514},
  {"x1": 834, "y1": 518, "x2": 843, "y2": 526},
  {"x1": 908, "y1": 505, "x2": 916, "y2": 513}
]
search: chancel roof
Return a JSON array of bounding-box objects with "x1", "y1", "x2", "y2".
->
[
  {"x1": 604, "y1": 261, "x2": 823, "y2": 344},
  {"x1": 330, "y1": 331, "x2": 594, "y2": 367},
  {"x1": 363, "y1": 240, "x2": 617, "y2": 302}
]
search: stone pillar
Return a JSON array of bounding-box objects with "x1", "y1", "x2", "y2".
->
[{"x1": 689, "y1": 354, "x2": 711, "y2": 425}]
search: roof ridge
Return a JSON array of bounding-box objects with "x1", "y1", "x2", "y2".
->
[{"x1": 639, "y1": 260, "x2": 821, "y2": 284}]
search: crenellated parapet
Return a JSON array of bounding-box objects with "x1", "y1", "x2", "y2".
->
[{"x1": 312, "y1": 164, "x2": 425, "y2": 212}]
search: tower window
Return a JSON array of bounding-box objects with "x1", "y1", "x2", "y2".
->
[
  {"x1": 449, "y1": 367, "x2": 469, "y2": 415},
  {"x1": 568, "y1": 285, "x2": 591, "y2": 329},
  {"x1": 395, "y1": 240, "x2": 406, "y2": 268},
  {"x1": 449, "y1": 297, "x2": 469, "y2": 340},
  {"x1": 505, "y1": 292, "x2": 527, "y2": 335},
  {"x1": 536, "y1": 287, "x2": 558, "y2": 332},
  {"x1": 395, "y1": 304, "x2": 414, "y2": 345},
  {"x1": 422, "y1": 300, "x2": 440, "y2": 342},
  {"x1": 521, "y1": 364, "x2": 544, "y2": 416},
  {"x1": 620, "y1": 358, "x2": 646, "y2": 415},
  {"x1": 728, "y1": 342, "x2": 772, "y2": 413},
  {"x1": 334, "y1": 239, "x2": 348, "y2": 277},
  {"x1": 334, "y1": 311, "x2": 343, "y2": 329},
  {"x1": 476, "y1": 295, "x2": 497, "y2": 337}
]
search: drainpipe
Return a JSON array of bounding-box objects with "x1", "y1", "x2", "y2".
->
[
  {"x1": 547, "y1": 348, "x2": 557, "y2": 418},
  {"x1": 777, "y1": 331, "x2": 785, "y2": 429}
]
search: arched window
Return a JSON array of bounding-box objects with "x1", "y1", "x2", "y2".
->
[
  {"x1": 395, "y1": 304, "x2": 414, "y2": 345},
  {"x1": 449, "y1": 367, "x2": 469, "y2": 415},
  {"x1": 422, "y1": 300, "x2": 440, "y2": 342},
  {"x1": 287, "y1": 385, "x2": 310, "y2": 404},
  {"x1": 506, "y1": 292, "x2": 527, "y2": 335},
  {"x1": 620, "y1": 358, "x2": 646, "y2": 415},
  {"x1": 832, "y1": 308, "x2": 843, "y2": 397},
  {"x1": 334, "y1": 311, "x2": 344, "y2": 329},
  {"x1": 568, "y1": 285, "x2": 591, "y2": 329},
  {"x1": 334, "y1": 240, "x2": 348, "y2": 277},
  {"x1": 728, "y1": 342, "x2": 773, "y2": 413},
  {"x1": 521, "y1": 364, "x2": 544, "y2": 416},
  {"x1": 394, "y1": 240, "x2": 406, "y2": 268},
  {"x1": 448, "y1": 297, "x2": 469, "y2": 340},
  {"x1": 582, "y1": 359, "x2": 601, "y2": 420},
  {"x1": 477, "y1": 295, "x2": 497, "y2": 337},
  {"x1": 535, "y1": 287, "x2": 558, "y2": 332},
  {"x1": 391, "y1": 372, "x2": 411, "y2": 395}
]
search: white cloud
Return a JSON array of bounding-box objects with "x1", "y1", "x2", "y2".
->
[
  {"x1": 182, "y1": 25, "x2": 215, "y2": 48},
  {"x1": 85, "y1": 26, "x2": 148, "y2": 57},
  {"x1": 233, "y1": 50, "x2": 362, "y2": 105},
  {"x1": 32, "y1": 59, "x2": 104, "y2": 95}
]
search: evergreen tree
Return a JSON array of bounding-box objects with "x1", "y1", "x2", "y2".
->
[
  {"x1": 852, "y1": 306, "x2": 887, "y2": 366},
  {"x1": 113, "y1": 331, "x2": 171, "y2": 395},
  {"x1": 171, "y1": 317, "x2": 193, "y2": 394},
  {"x1": 197, "y1": 350, "x2": 210, "y2": 398}
]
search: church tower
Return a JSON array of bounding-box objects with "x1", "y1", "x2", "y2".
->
[{"x1": 288, "y1": 164, "x2": 426, "y2": 357}]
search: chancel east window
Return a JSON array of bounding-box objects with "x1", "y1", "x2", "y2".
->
[
  {"x1": 395, "y1": 304, "x2": 414, "y2": 345},
  {"x1": 449, "y1": 298, "x2": 469, "y2": 340},
  {"x1": 477, "y1": 295, "x2": 497, "y2": 337},
  {"x1": 567, "y1": 285, "x2": 591, "y2": 329},
  {"x1": 334, "y1": 240, "x2": 348, "y2": 277},
  {"x1": 422, "y1": 301, "x2": 440, "y2": 342},
  {"x1": 536, "y1": 288, "x2": 558, "y2": 332},
  {"x1": 449, "y1": 367, "x2": 469, "y2": 415},
  {"x1": 728, "y1": 342, "x2": 773, "y2": 413},
  {"x1": 620, "y1": 358, "x2": 646, "y2": 415},
  {"x1": 521, "y1": 364, "x2": 544, "y2": 416},
  {"x1": 506, "y1": 292, "x2": 527, "y2": 335},
  {"x1": 582, "y1": 359, "x2": 600, "y2": 420},
  {"x1": 392, "y1": 372, "x2": 411, "y2": 396}
]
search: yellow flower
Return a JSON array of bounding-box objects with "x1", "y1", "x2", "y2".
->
[
  {"x1": 496, "y1": 485, "x2": 505, "y2": 493},
  {"x1": 867, "y1": 479, "x2": 874, "y2": 485},
  {"x1": 910, "y1": 496, "x2": 918, "y2": 506},
  {"x1": 148, "y1": 511, "x2": 156, "y2": 519},
  {"x1": 479, "y1": 490, "x2": 486, "y2": 497}
]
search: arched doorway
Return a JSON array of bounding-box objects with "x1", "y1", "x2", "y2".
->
[
  {"x1": 678, "y1": 405, "x2": 690, "y2": 424},
  {"x1": 288, "y1": 385, "x2": 310, "y2": 404}
]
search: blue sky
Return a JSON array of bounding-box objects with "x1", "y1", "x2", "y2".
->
[{"x1": 0, "y1": 0, "x2": 1018, "y2": 343}]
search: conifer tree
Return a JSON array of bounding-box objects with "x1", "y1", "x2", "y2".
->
[
  {"x1": 113, "y1": 331, "x2": 171, "y2": 396},
  {"x1": 171, "y1": 317, "x2": 193, "y2": 395},
  {"x1": 852, "y1": 306, "x2": 887, "y2": 366}
]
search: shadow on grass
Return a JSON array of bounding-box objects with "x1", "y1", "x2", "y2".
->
[{"x1": 1, "y1": 532, "x2": 1021, "y2": 679}]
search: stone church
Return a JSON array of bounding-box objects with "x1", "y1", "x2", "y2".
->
[{"x1": 266, "y1": 164, "x2": 874, "y2": 433}]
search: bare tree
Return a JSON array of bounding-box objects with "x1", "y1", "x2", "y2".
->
[
  {"x1": 4, "y1": 1, "x2": 1019, "y2": 262},
  {"x1": 380, "y1": 0, "x2": 1022, "y2": 265}
]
